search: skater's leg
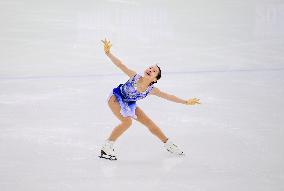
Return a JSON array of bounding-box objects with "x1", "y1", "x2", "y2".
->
[
  {"x1": 134, "y1": 106, "x2": 168, "y2": 143},
  {"x1": 107, "y1": 95, "x2": 132, "y2": 141}
]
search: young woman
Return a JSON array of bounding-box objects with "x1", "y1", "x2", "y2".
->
[{"x1": 99, "y1": 39, "x2": 201, "y2": 160}]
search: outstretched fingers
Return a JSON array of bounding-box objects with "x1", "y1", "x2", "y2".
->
[
  {"x1": 101, "y1": 38, "x2": 111, "y2": 45},
  {"x1": 193, "y1": 98, "x2": 201, "y2": 104},
  {"x1": 101, "y1": 38, "x2": 112, "y2": 54},
  {"x1": 186, "y1": 98, "x2": 201, "y2": 105}
]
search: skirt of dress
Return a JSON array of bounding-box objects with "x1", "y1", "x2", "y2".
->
[{"x1": 106, "y1": 84, "x2": 137, "y2": 119}]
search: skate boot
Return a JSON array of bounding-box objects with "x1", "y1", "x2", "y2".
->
[
  {"x1": 99, "y1": 140, "x2": 117, "y2": 160},
  {"x1": 164, "y1": 139, "x2": 184, "y2": 156}
]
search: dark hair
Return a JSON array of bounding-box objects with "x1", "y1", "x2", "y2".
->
[{"x1": 149, "y1": 65, "x2": 161, "y2": 86}]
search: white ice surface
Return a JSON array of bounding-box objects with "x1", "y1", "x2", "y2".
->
[{"x1": 0, "y1": 0, "x2": 284, "y2": 191}]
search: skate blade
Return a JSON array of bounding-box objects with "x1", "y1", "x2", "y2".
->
[
  {"x1": 99, "y1": 150, "x2": 117, "y2": 161},
  {"x1": 98, "y1": 155, "x2": 117, "y2": 160}
]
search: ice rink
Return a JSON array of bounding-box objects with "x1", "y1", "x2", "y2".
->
[{"x1": 1, "y1": 0, "x2": 284, "y2": 190}]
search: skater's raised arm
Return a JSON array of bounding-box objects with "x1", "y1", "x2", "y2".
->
[
  {"x1": 106, "y1": 52, "x2": 136, "y2": 78},
  {"x1": 150, "y1": 87, "x2": 201, "y2": 105},
  {"x1": 101, "y1": 38, "x2": 136, "y2": 78}
]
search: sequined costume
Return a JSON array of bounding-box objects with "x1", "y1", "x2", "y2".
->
[{"x1": 107, "y1": 73, "x2": 154, "y2": 119}]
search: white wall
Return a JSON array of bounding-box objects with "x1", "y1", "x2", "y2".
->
[{"x1": 1, "y1": 0, "x2": 283, "y2": 78}]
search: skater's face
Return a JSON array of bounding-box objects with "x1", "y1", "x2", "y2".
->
[{"x1": 144, "y1": 65, "x2": 160, "y2": 82}]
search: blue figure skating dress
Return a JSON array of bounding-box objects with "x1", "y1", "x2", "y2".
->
[{"x1": 107, "y1": 73, "x2": 154, "y2": 119}]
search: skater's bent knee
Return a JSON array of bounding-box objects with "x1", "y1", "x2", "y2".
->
[{"x1": 121, "y1": 118, "x2": 132, "y2": 126}]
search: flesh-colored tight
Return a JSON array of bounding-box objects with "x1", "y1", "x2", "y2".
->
[{"x1": 107, "y1": 95, "x2": 168, "y2": 143}]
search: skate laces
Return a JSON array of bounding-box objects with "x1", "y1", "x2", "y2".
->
[
  {"x1": 103, "y1": 140, "x2": 116, "y2": 155},
  {"x1": 164, "y1": 139, "x2": 183, "y2": 155}
]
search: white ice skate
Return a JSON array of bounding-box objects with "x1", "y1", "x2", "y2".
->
[
  {"x1": 164, "y1": 139, "x2": 185, "y2": 156},
  {"x1": 99, "y1": 140, "x2": 118, "y2": 160}
]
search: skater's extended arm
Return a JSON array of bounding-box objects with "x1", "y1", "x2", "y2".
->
[
  {"x1": 150, "y1": 87, "x2": 201, "y2": 105},
  {"x1": 101, "y1": 38, "x2": 136, "y2": 78},
  {"x1": 106, "y1": 52, "x2": 136, "y2": 77}
]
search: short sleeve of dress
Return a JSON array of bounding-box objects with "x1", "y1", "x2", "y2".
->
[
  {"x1": 135, "y1": 73, "x2": 142, "y2": 79},
  {"x1": 130, "y1": 73, "x2": 142, "y2": 83},
  {"x1": 128, "y1": 74, "x2": 135, "y2": 83},
  {"x1": 129, "y1": 73, "x2": 140, "y2": 81}
]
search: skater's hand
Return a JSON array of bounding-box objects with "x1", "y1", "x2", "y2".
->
[
  {"x1": 101, "y1": 38, "x2": 112, "y2": 54},
  {"x1": 185, "y1": 98, "x2": 201, "y2": 105}
]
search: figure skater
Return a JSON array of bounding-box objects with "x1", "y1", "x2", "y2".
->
[{"x1": 99, "y1": 38, "x2": 201, "y2": 160}]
